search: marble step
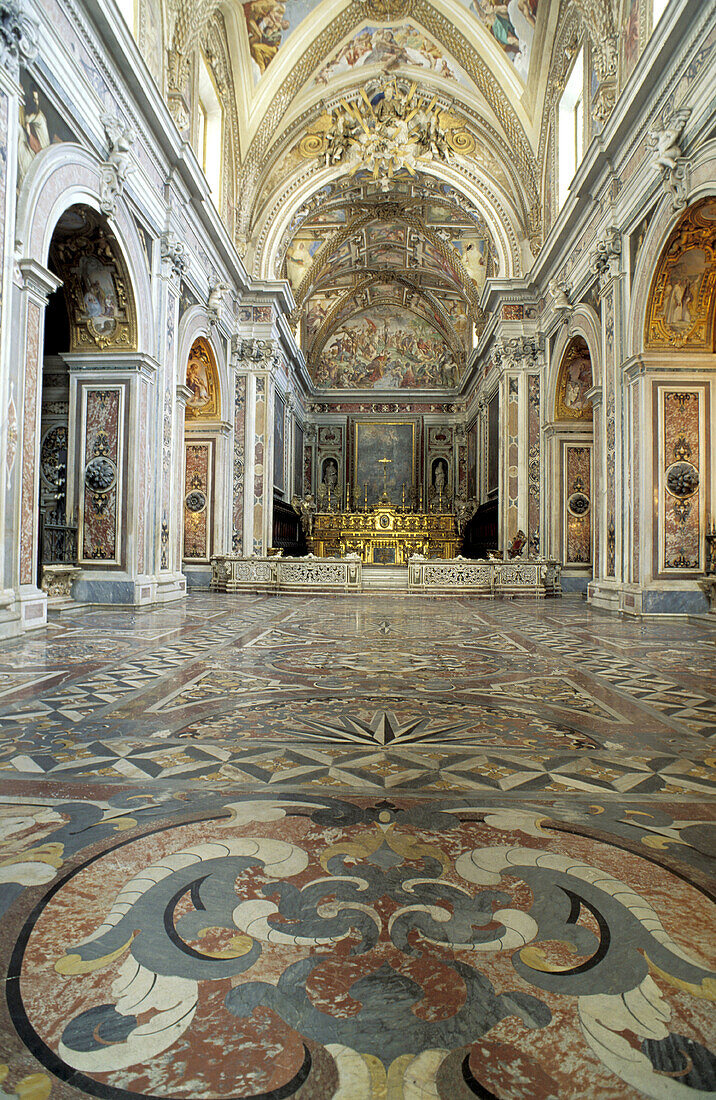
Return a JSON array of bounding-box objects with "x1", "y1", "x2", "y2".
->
[{"x1": 362, "y1": 566, "x2": 409, "y2": 590}]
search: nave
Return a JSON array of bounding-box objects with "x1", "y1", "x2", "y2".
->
[{"x1": 0, "y1": 594, "x2": 713, "y2": 1098}]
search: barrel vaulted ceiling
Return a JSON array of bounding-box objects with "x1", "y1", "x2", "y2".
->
[{"x1": 161, "y1": 0, "x2": 619, "y2": 388}]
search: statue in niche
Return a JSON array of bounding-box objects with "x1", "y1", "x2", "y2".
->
[
  {"x1": 318, "y1": 458, "x2": 341, "y2": 511},
  {"x1": 430, "y1": 457, "x2": 449, "y2": 511}
]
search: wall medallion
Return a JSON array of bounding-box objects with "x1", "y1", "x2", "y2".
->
[{"x1": 185, "y1": 489, "x2": 207, "y2": 513}]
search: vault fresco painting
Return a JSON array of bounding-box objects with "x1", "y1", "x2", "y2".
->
[
  {"x1": 462, "y1": 0, "x2": 539, "y2": 79},
  {"x1": 315, "y1": 305, "x2": 459, "y2": 389},
  {"x1": 314, "y1": 25, "x2": 472, "y2": 87},
  {"x1": 285, "y1": 182, "x2": 495, "y2": 390}
]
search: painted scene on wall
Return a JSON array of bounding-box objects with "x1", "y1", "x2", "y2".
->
[
  {"x1": 185, "y1": 338, "x2": 220, "y2": 419},
  {"x1": 354, "y1": 421, "x2": 415, "y2": 506},
  {"x1": 314, "y1": 306, "x2": 460, "y2": 389},
  {"x1": 555, "y1": 338, "x2": 593, "y2": 421},
  {"x1": 17, "y1": 70, "x2": 75, "y2": 186},
  {"x1": 646, "y1": 199, "x2": 716, "y2": 350}
]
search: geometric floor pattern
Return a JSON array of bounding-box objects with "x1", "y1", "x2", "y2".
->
[{"x1": 0, "y1": 593, "x2": 714, "y2": 1098}]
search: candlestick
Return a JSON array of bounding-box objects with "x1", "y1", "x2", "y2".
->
[{"x1": 364, "y1": 483, "x2": 368, "y2": 511}]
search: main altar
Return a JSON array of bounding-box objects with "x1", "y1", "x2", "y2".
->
[{"x1": 307, "y1": 502, "x2": 459, "y2": 565}]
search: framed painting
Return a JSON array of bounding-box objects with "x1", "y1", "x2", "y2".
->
[
  {"x1": 273, "y1": 390, "x2": 285, "y2": 494},
  {"x1": 467, "y1": 420, "x2": 477, "y2": 500},
  {"x1": 354, "y1": 421, "x2": 415, "y2": 507},
  {"x1": 293, "y1": 419, "x2": 304, "y2": 497},
  {"x1": 487, "y1": 392, "x2": 499, "y2": 495}
]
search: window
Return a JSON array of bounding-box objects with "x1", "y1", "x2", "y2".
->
[
  {"x1": 652, "y1": 0, "x2": 670, "y2": 27},
  {"x1": 557, "y1": 48, "x2": 584, "y2": 211},
  {"x1": 117, "y1": 0, "x2": 135, "y2": 33},
  {"x1": 196, "y1": 55, "x2": 223, "y2": 204}
]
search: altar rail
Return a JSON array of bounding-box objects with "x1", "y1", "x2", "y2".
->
[
  {"x1": 408, "y1": 557, "x2": 562, "y2": 598},
  {"x1": 210, "y1": 554, "x2": 561, "y2": 598},
  {"x1": 211, "y1": 554, "x2": 362, "y2": 593}
]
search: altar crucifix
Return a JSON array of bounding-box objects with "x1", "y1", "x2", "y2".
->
[{"x1": 378, "y1": 456, "x2": 392, "y2": 500}]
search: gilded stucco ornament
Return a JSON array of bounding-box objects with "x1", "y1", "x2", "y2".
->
[{"x1": 299, "y1": 79, "x2": 475, "y2": 191}]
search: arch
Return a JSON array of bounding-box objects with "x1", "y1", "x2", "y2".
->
[
  {"x1": 254, "y1": 156, "x2": 522, "y2": 284},
  {"x1": 644, "y1": 197, "x2": 716, "y2": 351},
  {"x1": 553, "y1": 337, "x2": 593, "y2": 422},
  {"x1": 547, "y1": 306, "x2": 602, "y2": 423},
  {"x1": 15, "y1": 143, "x2": 154, "y2": 354},
  {"x1": 177, "y1": 308, "x2": 230, "y2": 423},
  {"x1": 49, "y1": 204, "x2": 138, "y2": 353},
  {"x1": 627, "y1": 140, "x2": 716, "y2": 359}
]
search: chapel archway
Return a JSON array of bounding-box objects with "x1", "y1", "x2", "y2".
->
[
  {"x1": 550, "y1": 335, "x2": 594, "y2": 587},
  {"x1": 38, "y1": 204, "x2": 138, "y2": 597},
  {"x1": 182, "y1": 337, "x2": 221, "y2": 572},
  {"x1": 638, "y1": 197, "x2": 716, "y2": 578}
]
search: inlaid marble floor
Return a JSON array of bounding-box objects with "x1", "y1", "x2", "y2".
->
[{"x1": 0, "y1": 594, "x2": 714, "y2": 1098}]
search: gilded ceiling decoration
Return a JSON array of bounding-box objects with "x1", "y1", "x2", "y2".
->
[
  {"x1": 645, "y1": 198, "x2": 716, "y2": 351},
  {"x1": 297, "y1": 77, "x2": 475, "y2": 187},
  {"x1": 49, "y1": 205, "x2": 137, "y2": 352}
]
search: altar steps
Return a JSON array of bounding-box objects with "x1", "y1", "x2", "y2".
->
[{"x1": 361, "y1": 566, "x2": 409, "y2": 592}]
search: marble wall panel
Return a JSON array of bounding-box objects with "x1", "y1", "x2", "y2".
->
[
  {"x1": 160, "y1": 290, "x2": 177, "y2": 571},
  {"x1": 565, "y1": 444, "x2": 592, "y2": 565},
  {"x1": 253, "y1": 376, "x2": 265, "y2": 555},
  {"x1": 632, "y1": 390, "x2": 639, "y2": 579},
  {"x1": 232, "y1": 374, "x2": 246, "y2": 554},
  {"x1": 603, "y1": 288, "x2": 616, "y2": 575},
  {"x1": 659, "y1": 388, "x2": 703, "y2": 571},
  {"x1": 137, "y1": 379, "x2": 148, "y2": 574},
  {"x1": 183, "y1": 440, "x2": 212, "y2": 562},
  {"x1": 81, "y1": 388, "x2": 122, "y2": 563},
  {"x1": 0, "y1": 88, "x2": 7, "y2": 355},
  {"x1": 304, "y1": 443, "x2": 313, "y2": 495},
  {"x1": 528, "y1": 374, "x2": 540, "y2": 542},
  {"x1": 507, "y1": 377, "x2": 519, "y2": 539},
  {"x1": 20, "y1": 303, "x2": 41, "y2": 584}
]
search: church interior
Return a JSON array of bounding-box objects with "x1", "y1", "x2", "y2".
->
[{"x1": 0, "y1": 0, "x2": 715, "y2": 1095}]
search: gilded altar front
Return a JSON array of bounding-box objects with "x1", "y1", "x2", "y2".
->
[{"x1": 308, "y1": 504, "x2": 459, "y2": 565}]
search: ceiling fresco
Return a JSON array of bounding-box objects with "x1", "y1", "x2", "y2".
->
[
  {"x1": 241, "y1": 0, "x2": 540, "y2": 85},
  {"x1": 462, "y1": 0, "x2": 539, "y2": 80},
  {"x1": 315, "y1": 303, "x2": 460, "y2": 389},
  {"x1": 313, "y1": 25, "x2": 473, "y2": 88},
  {"x1": 282, "y1": 179, "x2": 496, "y2": 389}
]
